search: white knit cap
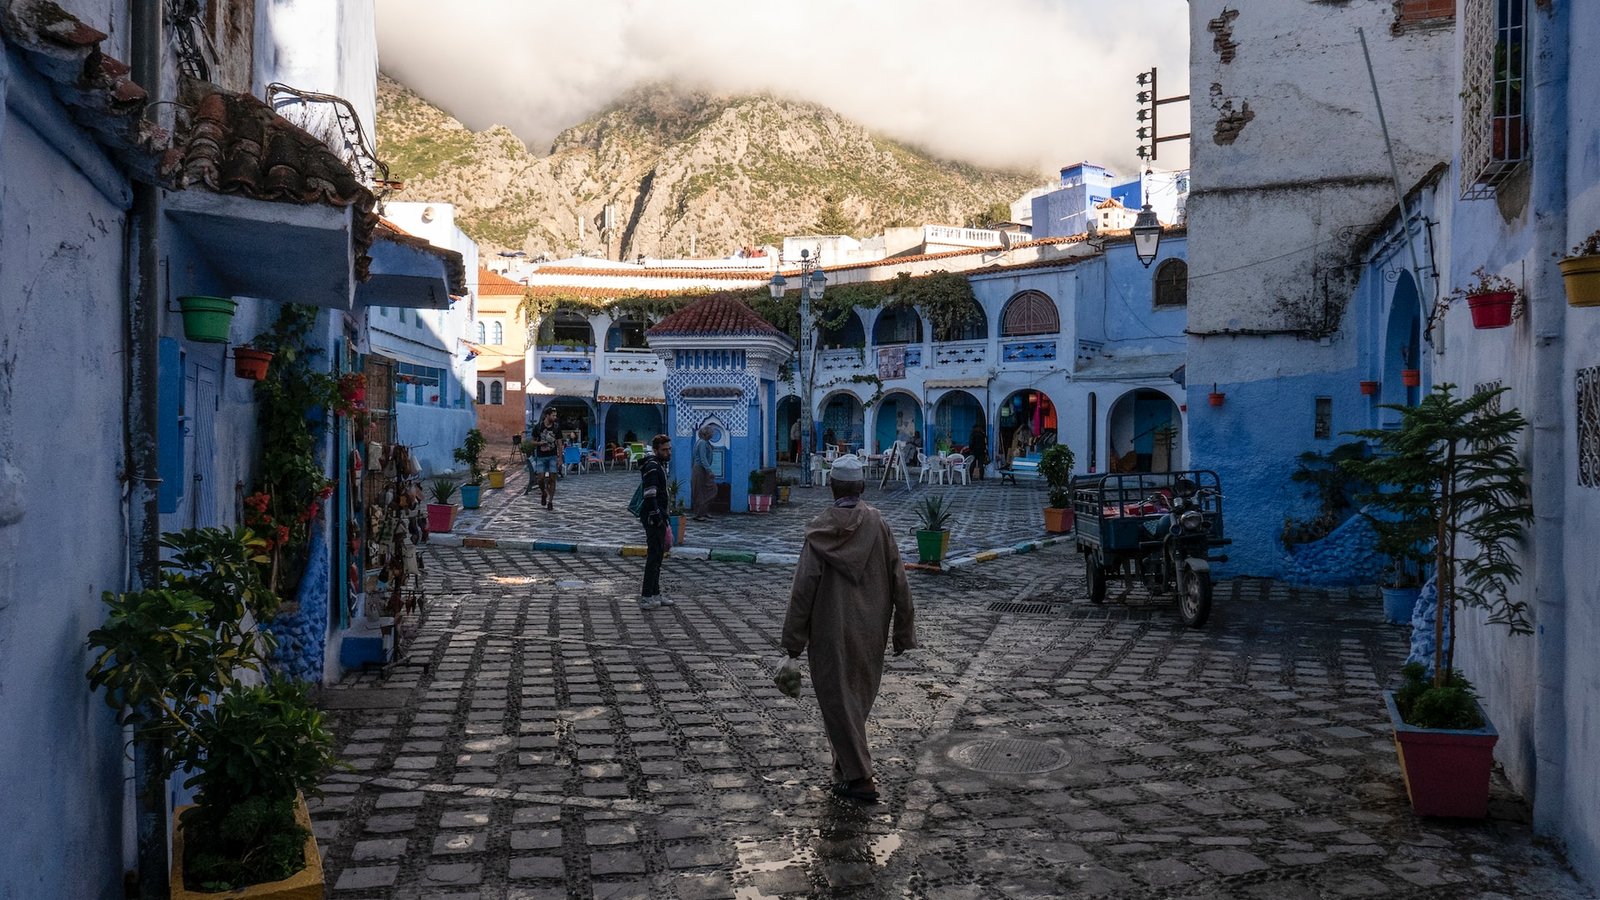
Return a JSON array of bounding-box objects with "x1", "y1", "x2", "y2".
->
[{"x1": 830, "y1": 455, "x2": 865, "y2": 482}]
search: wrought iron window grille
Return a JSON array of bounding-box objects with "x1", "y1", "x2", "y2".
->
[{"x1": 1460, "y1": 0, "x2": 1528, "y2": 199}]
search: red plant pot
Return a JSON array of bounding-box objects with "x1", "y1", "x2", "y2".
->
[
  {"x1": 1385, "y1": 692, "x2": 1498, "y2": 818},
  {"x1": 1401, "y1": 369, "x2": 1422, "y2": 387},
  {"x1": 426, "y1": 503, "x2": 455, "y2": 533},
  {"x1": 1208, "y1": 392, "x2": 1225, "y2": 407},
  {"x1": 1360, "y1": 381, "x2": 1380, "y2": 396},
  {"x1": 233, "y1": 347, "x2": 274, "y2": 380},
  {"x1": 1043, "y1": 507, "x2": 1075, "y2": 534},
  {"x1": 1467, "y1": 291, "x2": 1515, "y2": 329}
]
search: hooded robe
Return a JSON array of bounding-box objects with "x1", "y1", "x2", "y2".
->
[{"x1": 781, "y1": 501, "x2": 917, "y2": 783}]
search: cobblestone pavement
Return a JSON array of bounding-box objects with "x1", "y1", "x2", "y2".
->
[
  {"x1": 455, "y1": 464, "x2": 1050, "y2": 560},
  {"x1": 312, "y1": 544, "x2": 1593, "y2": 899}
]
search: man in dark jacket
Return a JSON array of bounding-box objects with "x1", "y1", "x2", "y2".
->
[
  {"x1": 967, "y1": 422, "x2": 988, "y2": 481},
  {"x1": 637, "y1": 433, "x2": 676, "y2": 609}
]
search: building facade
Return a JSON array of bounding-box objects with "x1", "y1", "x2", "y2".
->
[{"x1": 473, "y1": 267, "x2": 534, "y2": 446}]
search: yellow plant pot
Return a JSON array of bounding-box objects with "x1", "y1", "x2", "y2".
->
[
  {"x1": 171, "y1": 794, "x2": 323, "y2": 900},
  {"x1": 488, "y1": 470, "x2": 505, "y2": 489},
  {"x1": 1558, "y1": 256, "x2": 1600, "y2": 308}
]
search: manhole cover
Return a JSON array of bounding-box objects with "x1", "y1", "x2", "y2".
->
[{"x1": 947, "y1": 738, "x2": 1070, "y2": 774}]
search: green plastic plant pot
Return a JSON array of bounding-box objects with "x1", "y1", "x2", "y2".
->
[
  {"x1": 915, "y1": 529, "x2": 949, "y2": 563},
  {"x1": 178, "y1": 295, "x2": 238, "y2": 343}
]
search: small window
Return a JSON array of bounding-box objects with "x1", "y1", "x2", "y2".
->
[
  {"x1": 490, "y1": 320, "x2": 504, "y2": 345},
  {"x1": 489, "y1": 381, "x2": 504, "y2": 405},
  {"x1": 1314, "y1": 397, "x2": 1333, "y2": 440},
  {"x1": 1154, "y1": 259, "x2": 1188, "y2": 308},
  {"x1": 476, "y1": 380, "x2": 486, "y2": 404},
  {"x1": 475, "y1": 321, "x2": 487, "y2": 343}
]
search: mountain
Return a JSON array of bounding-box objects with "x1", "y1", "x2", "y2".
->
[{"x1": 375, "y1": 75, "x2": 1047, "y2": 261}]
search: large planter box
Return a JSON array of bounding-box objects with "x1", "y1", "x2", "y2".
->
[
  {"x1": 426, "y1": 503, "x2": 455, "y2": 533},
  {"x1": 1043, "y1": 507, "x2": 1074, "y2": 534},
  {"x1": 171, "y1": 794, "x2": 323, "y2": 899},
  {"x1": 1384, "y1": 691, "x2": 1498, "y2": 818}
]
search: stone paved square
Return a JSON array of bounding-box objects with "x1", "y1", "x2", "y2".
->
[{"x1": 313, "y1": 539, "x2": 1595, "y2": 898}]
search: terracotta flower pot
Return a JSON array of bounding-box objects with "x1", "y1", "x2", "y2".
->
[
  {"x1": 1558, "y1": 255, "x2": 1600, "y2": 308},
  {"x1": 1360, "y1": 381, "x2": 1380, "y2": 396},
  {"x1": 1467, "y1": 291, "x2": 1515, "y2": 329},
  {"x1": 1402, "y1": 369, "x2": 1422, "y2": 387},
  {"x1": 1384, "y1": 691, "x2": 1498, "y2": 818},
  {"x1": 233, "y1": 348, "x2": 274, "y2": 380},
  {"x1": 1043, "y1": 506, "x2": 1074, "y2": 534},
  {"x1": 1208, "y1": 392, "x2": 1225, "y2": 407}
]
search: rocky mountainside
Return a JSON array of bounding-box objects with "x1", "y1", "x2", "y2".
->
[{"x1": 376, "y1": 75, "x2": 1046, "y2": 260}]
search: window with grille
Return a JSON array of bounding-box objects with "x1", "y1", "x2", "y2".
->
[
  {"x1": 1578, "y1": 367, "x2": 1600, "y2": 488},
  {"x1": 1153, "y1": 260, "x2": 1188, "y2": 308},
  {"x1": 476, "y1": 380, "x2": 486, "y2": 404},
  {"x1": 489, "y1": 380, "x2": 504, "y2": 405},
  {"x1": 475, "y1": 321, "x2": 486, "y2": 343},
  {"x1": 1000, "y1": 291, "x2": 1060, "y2": 336},
  {"x1": 1314, "y1": 397, "x2": 1333, "y2": 439},
  {"x1": 489, "y1": 320, "x2": 504, "y2": 345},
  {"x1": 1460, "y1": 0, "x2": 1527, "y2": 198}
]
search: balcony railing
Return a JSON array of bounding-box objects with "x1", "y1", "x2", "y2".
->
[
  {"x1": 1001, "y1": 339, "x2": 1058, "y2": 363},
  {"x1": 923, "y1": 225, "x2": 1007, "y2": 247},
  {"x1": 818, "y1": 348, "x2": 868, "y2": 373},
  {"x1": 537, "y1": 346, "x2": 594, "y2": 374},
  {"x1": 933, "y1": 340, "x2": 988, "y2": 368},
  {"x1": 602, "y1": 349, "x2": 663, "y2": 377}
]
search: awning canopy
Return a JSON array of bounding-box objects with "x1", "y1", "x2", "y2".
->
[
  {"x1": 597, "y1": 379, "x2": 666, "y2": 405},
  {"x1": 925, "y1": 376, "x2": 992, "y2": 389},
  {"x1": 524, "y1": 376, "x2": 596, "y2": 399}
]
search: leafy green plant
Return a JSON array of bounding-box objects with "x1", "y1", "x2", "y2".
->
[
  {"x1": 161, "y1": 527, "x2": 279, "y2": 626},
  {"x1": 748, "y1": 470, "x2": 766, "y2": 495},
  {"x1": 1344, "y1": 385, "x2": 1534, "y2": 704},
  {"x1": 1569, "y1": 227, "x2": 1600, "y2": 258},
  {"x1": 1394, "y1": 662, "x2": 1483, "y2": 730},
  {"x1": 665, "y1": 477, "x2": 688, "y2": 516},
  {"x1": 428, "y1": 477, "x2": 458, "y2": 505},
  {"x1": 1039, "y1": 443, "x2": 1076, "y2": 510},
  {"x1": 1280, "y1": 442, "x2": 1371, "y2": 548},
  {"x1": 453, "y1": 428, "x2": 487, "y2": 485},
  {"x1": 914, "y1": 494, "x2": 953, "y2": 532},
  {"x1": 179, "y1": 680, "x2": 339, "y2": 891}
]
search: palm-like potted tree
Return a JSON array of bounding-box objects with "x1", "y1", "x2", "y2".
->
[
  {"x1": 1039, "y1": 443, "x2": 1076, "y2": 533},
  {"x1": 1344, "y1": 384, "x2": 1533, "y2": 818},
  {"x1": 454, "y1": 428, "x2": 487, "y2": 508},
  {"x1": 427, "y1": 477, "x2": 457, "y2": 533}
]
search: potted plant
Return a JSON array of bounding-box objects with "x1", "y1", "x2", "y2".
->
[
  {"x1": 178, "y1": 295, "x2": 238, "y2": 344},
  {"x1": 454, "y1": 428, "x2": 486, "y2": 509},
  {"x1": 171, "y1": 679, "x2": 337, "y2": 897},
  {"x1": 427, "y1": 478, "x2": 457, "y2": 533},
  {"x1": 1208, "y1": 383, "x2": 1225, "y2": 407},
  {"x1": 1448, "y1": 266, "x2": 1518, "y2": 330},
  {"x1": 747, "y1": 471, "x2": 771, "y2": 512},
  {"x1": 1344, "y1": 384, "x2": 1533, "y2": 818},
  {"x1": 776, "y1": 475, "x2": 795, "y2": 504},
  {"x1": 1360, "y1": 380, "x2": 1380, "y2": 396},
  {"x1": 666, "y1": 477, "x2": 689, "y2": 543},
  {"x1": 912, "y1": 494, "x2": 953, "y2": 564},
  {"x1": 487, "y1": 457, "x2": 505, "y2": 489},
  {"x1": 232, "y1": 342, "x2": 275, "y2": 380},
  {"x1": 1558, "y1": 227, "x2": 1600, "y2": 308},
  {"x1": 1402, "y1": 368, "x2": 1422, "y2": 387},
  {"x1": 1039, "y1": 443, "x2": 1076, "y2": 534}
]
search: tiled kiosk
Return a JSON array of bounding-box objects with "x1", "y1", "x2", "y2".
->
[{"x1": 645, "y1": 297, "x2": 796, "y2": 513}]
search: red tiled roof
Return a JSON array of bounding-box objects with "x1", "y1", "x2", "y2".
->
[
  {"x1": 478, "y1": 269, "x2": 525, "y2": 295},
  {"x1": 647, "y1": 296, "x2": 791, "y2": 342},
  {"x1": 533, "y1": 265, "x2": 768, "y2": 280},
  {"x1": 524, "y1": 285, "x2": 702, "y2": 300},
  {"x1": 165, "y1": 77, "x2": 379, "y2": 276},
  {"x1": 1094, "y1": 197, "x2": 1127, "y2": 210}
]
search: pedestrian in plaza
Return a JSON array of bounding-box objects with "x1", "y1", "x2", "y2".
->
[
  {"x1": 525, "y1": 407, "x2": 563, "y2": 509},
  {"x1": 780, "y1": 455, "x2": 916, "y2": 803},
  {"x1": 790, "y1": 419, "x2": 801, "y2": 462},
  {"x1": 637, "y1": 434, "x2": 676, "y2": 609},
  {"x1": 690, "y1": 423, "x2": 716, "y2": 522},
  {"x1": 967, "y1": 421, "x2": 988, "y2": 481}
]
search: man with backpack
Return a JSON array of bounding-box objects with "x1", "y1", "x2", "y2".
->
[
  {"x1": 634, "y1": 433, "x2": 676, "y2": 609},
  {"x1": 525, "y1": 407, "x2": 563, "y2": 509}
]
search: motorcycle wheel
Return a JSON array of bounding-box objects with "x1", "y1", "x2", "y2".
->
[
  {"x1": 1085, "y1": 553, "x2": 1106, "y2": 604},
  {"x1": 1180, "y1": 567, "x2": 1212, "y2": 628}
]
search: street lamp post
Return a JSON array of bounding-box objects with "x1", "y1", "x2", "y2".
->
[
  {"x1": 1131, "y1": 202, "x2": 1163, "y2": 268},
  {"x1": 770, "y1": 249, "x2": 827, "y2": 486}
]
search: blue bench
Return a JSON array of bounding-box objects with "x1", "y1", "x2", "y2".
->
[{"x1": 999, "y1": 455, "x2": 1042, "y2": 484}]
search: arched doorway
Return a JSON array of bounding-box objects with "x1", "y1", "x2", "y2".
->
[
  {"x1": 872, "y1": 305, "x2": 924, "y2": 346},
  {"x1": 776, "y1": 395, "x2": 802, "y2": 461},
  {"x1": 873, "y1": 391, "x2": 924, "y2": 454},
  {"x1": 932, "y1": 390, "x2": 985, "y2": 453},
  {"x1": 817, "y1": 310, "x2": 866, "y2": 351},
  {"x1": 819, "y1": 391, "x2": 866, "y2": 452},
  {"x1": 997, "y1": 389, "x2": 1057, "y2": 466},
  {"x1": 1107, "y1": 389, "x2": 1182, "y2": 473},
  {"x1": 1384, "y1": 272, "x2": 1423, "y2": 417},
  {"x1": 604, "y1": 403, "x2": 662, "y2": 447},
  {"x1": 542, "y1": 398, "x2": 594, "y2": 448},
  {"x1": 604, "y1": 315, "x2": 650, "y2": 351}
]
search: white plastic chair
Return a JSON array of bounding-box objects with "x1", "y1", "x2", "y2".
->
[
  {"x1": 946, "y1": 453, "x2": 969, "y2": 485},
  {"x1": 919, "y1": 454, "x2": 947, "y2": 485}
]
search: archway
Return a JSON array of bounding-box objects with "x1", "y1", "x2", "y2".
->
[
  {"x1": 604, "y1": 403, "x2": 663, "y2": 447},
  {"x1": 1383, "y1": 272, "x2": 1423, "y2": 417},
  {"x1": 873, "y1": 391, "x2": 925, "y2": 454},
  {"x1": 932, "y1": 390, "x2": 985, "y2": 453},
  {"x1": 1107, "y1": 389, "x2": 1182, "y2": 473},
  {"x1": 776, "y1": 395, "x2": 802, "y2": 461},
  {"x1": 604, "y1": 316, "x2": 650, "y2": 351},
  {"x1": 541, "y1": 397, "x2": 594, "y2": 447},
  {"x1": 872, "y1": 305, "x2": 923, "y2": 345},
  {"x1": 817, "y1": 310, "x2": 866, "y2": 351},
  {"x1": 537, "y1": 307, "x2": 595, "y2": 348},
  {"x1": 997, "y1": 389, "x2": 1057, "y2": 466},
  {"x1": 819, "y1": 391, "x2": 866, "y2": 452},
  {"x1": 933, "y1": 299, "x2": 988, "y2": 342}
]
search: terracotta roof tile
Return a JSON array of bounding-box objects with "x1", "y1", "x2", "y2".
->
[
  {"x1": 165, "y1": 77, "x2": 378, "y2": 277},
  {"x1": 478, "y1": 269, "x2": 526, "y2": 295},
  {"x1": 1094, "y1": 197, "x2": 1126, "y2": 209},
  {"x1": 647, "y1": 295, "x2": 791, "y2": 341},
  {"x1": 533, "y1": 265, "x2": 768, "y2": 281},
  {"x1": 524, "y1": 285, "x2": 701, "y2": 300}
]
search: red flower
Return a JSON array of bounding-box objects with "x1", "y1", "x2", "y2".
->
[
  {"x1": 275, "y1": 525, "x2": 291, "y2": 545},
  {"x1": 319, "y1": 484, "x2": 335, "y2": 500}
]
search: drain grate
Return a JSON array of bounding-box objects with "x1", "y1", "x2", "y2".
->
[
  {"x1": 947, "y1": 738, "x2": 1071, "y2": 774},
  {"x1": 986, "y1": 601, "x2": 1058, "y2": 615}
]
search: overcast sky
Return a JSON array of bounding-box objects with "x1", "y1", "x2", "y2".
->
[{"x1": 375, "y1": 0, "x2": 1191, "y2": 177}]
